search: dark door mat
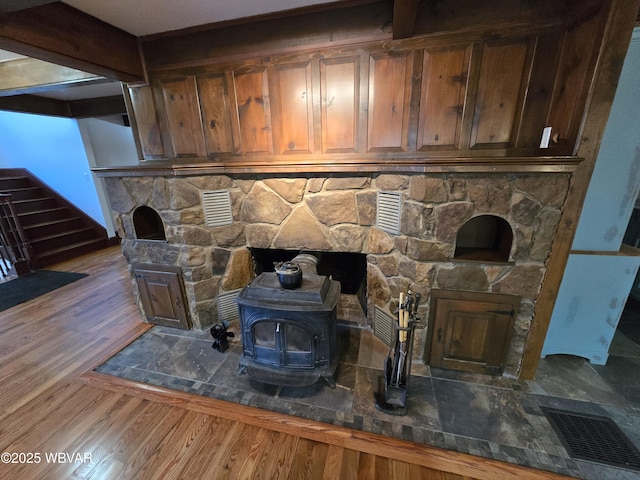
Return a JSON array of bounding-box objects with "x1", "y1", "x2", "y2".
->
[
  {"x1": 0, "y1": 270, "x2": 88, "y2": 312},
  {"x1": 542, "y1": 407, "x2": 640, "y2": 471}
]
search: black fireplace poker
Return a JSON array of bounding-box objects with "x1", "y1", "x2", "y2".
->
[{"x1": 375, "y1": 290, "x2": 421, "y2": 416}]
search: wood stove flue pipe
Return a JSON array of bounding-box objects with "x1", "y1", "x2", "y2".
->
[{"x1": 291, "y1": 252, "x2": 320, "y2": 278}]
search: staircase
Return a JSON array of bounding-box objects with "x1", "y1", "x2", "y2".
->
[{"x1": 0, "y1": 168, "x2": 108, "y2": 268}]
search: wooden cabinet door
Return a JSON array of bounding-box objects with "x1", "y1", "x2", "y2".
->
[
  {"x1": 232, "y1": 67, "x2": 273, "y2": 155},
  {"x1": 160, "y1": 76, "x2": 206, "y2": 158},
  {"x1": 271, "y1": 61, "x2": 315, "y2": 155},
  {"x1": 320, "y1": 56, "x2": 360, "y2": 153},
  {"x1": 198, "y1": 73, "x2": 238, "y2": 156},
  {"x1": 546, "y1": 11, "x2": 603, "y2": 150},
  {"x1": 124, "y1": 84, "x2": 166, "y2": 160},
  {"x1": 469, "y1": 39, "x2": 533, "y2": 149},
  {"x1": 367, "y1": 51, "x2": 413, "y2": 152},
  {"x1": 428, "y1": 290, "x2": 519, "y2": 375},
  {"x1": 417, "y1": 45, "x2": 471, "y2": 151},
  {"x1": 133, "y1": 264, "x2": 191, "y2": 330}
]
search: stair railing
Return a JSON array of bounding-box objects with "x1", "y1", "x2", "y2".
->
[{"x1": 0, "y1": 193, "x2": 36, "y2": 277}]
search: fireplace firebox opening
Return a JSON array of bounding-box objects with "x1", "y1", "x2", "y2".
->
[
  {"x1": 133, "y1": 206, "x2": 166, "y2": 241},
  {"x1": 454, "y1": 215, "x2": 513, "y2": 262},
  {"x1": 249, "y1": 248, "x2": 368, "y2": 318}
]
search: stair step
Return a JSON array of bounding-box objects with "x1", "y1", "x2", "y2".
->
[
  {"x1": 0, "y1": 187, "x2": 43, "y2": 202},
  {"x1": 30, "y1": 228, "x2": 98, "y2": 253},
  {"x1": 16, "y1": 207, "x2": 72, "y2": 226},
  {"x1": 12, "y1": 197, "x2": 58, "y2": 214},
  {"x1": 36, "y1": 238, "x2": 108, "y2": 266},
  {"x1": 0, "y1": 176, "x2": 30, "y2": 189},
  {"x1": 23, "y1": 217, "x2": 85, "y2": 238}
]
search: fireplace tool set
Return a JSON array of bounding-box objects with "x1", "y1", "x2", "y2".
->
[{"x1": 375, "y1": 290, "x2": 421, "y2": 416}]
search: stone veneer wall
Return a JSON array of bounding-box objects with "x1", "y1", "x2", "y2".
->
[{"x1": 104, "y1": 172, "x2": 569, "y2": 377}]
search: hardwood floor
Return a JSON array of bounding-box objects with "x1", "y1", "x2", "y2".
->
[{"x1": 0, "y1": 247, "x2": 574, "y2": 479}]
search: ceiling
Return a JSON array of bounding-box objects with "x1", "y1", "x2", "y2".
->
[
  {"x1": 61, "y1": 0, "x2": 341, "y2": 37},
  {"x1": 0, "y1": 0, "x2": 345, "y2": 108}
]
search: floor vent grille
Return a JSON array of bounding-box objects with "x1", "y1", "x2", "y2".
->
[{"x1": 542, "y1": 407, "x2": 640, "y2": 471}]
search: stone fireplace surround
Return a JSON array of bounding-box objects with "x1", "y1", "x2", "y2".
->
[{"x1": 104, "y1": 172, "x2": 569, "y2": 377}]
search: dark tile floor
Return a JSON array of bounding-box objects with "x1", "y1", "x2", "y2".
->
[{"x1": 96, "y1": 299, "x2": 640, "y2": 480}]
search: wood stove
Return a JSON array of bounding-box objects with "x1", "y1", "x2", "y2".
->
[{"x1": 236, "y1": 254, "x2": 340, "y2": 388}]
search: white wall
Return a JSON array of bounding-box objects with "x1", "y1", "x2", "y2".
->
[
  {"x1": 77, "y1": 116, "x2": 139, "y2": 236},
  {"x1": 77, "y1": 116, "x2": 139, "y2": 168},
  {"x1": 0, "y1": 111, "x2": 106, "y2": 228},
  {"x1": 543, "y1": 27, "x2": 640, "y2": 364},
  {"x1": 572, "y1": 27, "x2": 640, "y2": 251}
]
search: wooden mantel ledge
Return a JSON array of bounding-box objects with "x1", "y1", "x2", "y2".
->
[{"x1": 92, "y1": 156, "x2": 582, "y2": 177}]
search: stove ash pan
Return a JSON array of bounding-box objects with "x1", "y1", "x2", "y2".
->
[{"x1": 235, "y1": 271, "x2": 341, "y2": 388}]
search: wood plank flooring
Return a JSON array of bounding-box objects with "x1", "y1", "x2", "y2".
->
[{"x1": 0, "y1": 246, "x2": 574, "y2": 479}]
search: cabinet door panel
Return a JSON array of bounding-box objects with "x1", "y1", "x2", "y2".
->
[
  {"x1": 198, "y1": 74, "x2": 237, "y2": 155},
  {"x1": 160, "y1": 77, "x2": 206, "y2": 157},
  {"x1": 428, "y1": 291, "x2": 519, "y2": 375},
  {"x1": 470, "y1": 41, "x2": 530, "y2": 148},
  {"x1": 320, "y1": 57, "x2": 360, "y2": 153},
  {"x1": 233, "y1": 68, "x2": 273, "y2": 154},
  {"x1": 134, "y1": 266, "x2": 190, "y2": 330},
  {"x1": 126, "y1": 84, "x2": 166, "y2": 159},
  {"x1": 418, "y1": 45, "x2": 471, "y2": 150},
  {"x1": 367, "y1": 52, "x2": 413, "y2": 152},
  {"x1": 444, "y1": 310, "x2": 492, "y2": 362},
  {"x1": 273, "y1": 62, "x2": 314, "y2": 154},
  {"x1": 514, "y1": 32, "x2": 562, "y2": 149},
  {"x1": 547, "y1": 12, "x2": 603, "y2": 149}
]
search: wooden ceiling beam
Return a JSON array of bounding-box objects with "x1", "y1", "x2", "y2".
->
[
  {"x1": 0, "y1": 1, "x2": 143, "y2": 83},
  {"x1": 0, "y1": 94, "x2": 70, "y2": 116},
  {"x1": 0, "y1": 94, "x2": 126, "y2": 118},
  {"x1": 68, "y1": 95, "x2": 127, "y2": 118},
  {"x1": 0, "y1": 57, "x2": 101, "y2": 96},
  {"x1": 392, "y1": 0, "x2": 420, "y2": 39},
  {"x1": 141, "y1": 0, "x2": 393, "y2": 71}
]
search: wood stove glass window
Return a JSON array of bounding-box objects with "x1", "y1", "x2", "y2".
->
[
  {"x1": 286, "y1": 324, "x2": 312, "y2": 352},
  {"x1": 454, "y1": 215, "x2": 513, "y2": 262},
  {"x1": 252, "y1": 320, "x2": 313, "y2": 368},
  {"x1": 254, "y1": 322, "x2": 276, "y2": 349}
]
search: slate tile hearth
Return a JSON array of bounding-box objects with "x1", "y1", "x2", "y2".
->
[{"x1": 96, "y1": 316, "x2": 640, "y2": 480}]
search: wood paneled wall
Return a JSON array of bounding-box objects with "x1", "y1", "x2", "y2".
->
[{"x1": 123, "y1": 0, "x2": 613, "y2": 168}]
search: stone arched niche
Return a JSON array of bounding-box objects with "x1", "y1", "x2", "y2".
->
[
  {"x1": 133, "y1": 206, "x2": 166, "y2": 241},
  {"x1": 454, "y1": 215, "x2": 513, "y2": 262}
]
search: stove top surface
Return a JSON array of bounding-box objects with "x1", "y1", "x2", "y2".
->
[{"x1": 237, "y1": 272, "x2": 340, "y2": 308}]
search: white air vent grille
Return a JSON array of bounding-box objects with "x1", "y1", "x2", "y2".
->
[
  {"x1": 376, "y1": 191, "x2": 402, "y2": 234},
  {"x1": 217, "y1": 289, "x2": 241, "y2": 322},
  {"x1": 202, "y1": 190, "x2": 233, "y2": 227},
  {"x1": 373, "y1": 306, "x2": 396, "y2": 348}
]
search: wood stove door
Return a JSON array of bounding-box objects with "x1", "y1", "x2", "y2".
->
[{"x1": 252, "y1": 320, "x2": 314, "y2": 368}]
